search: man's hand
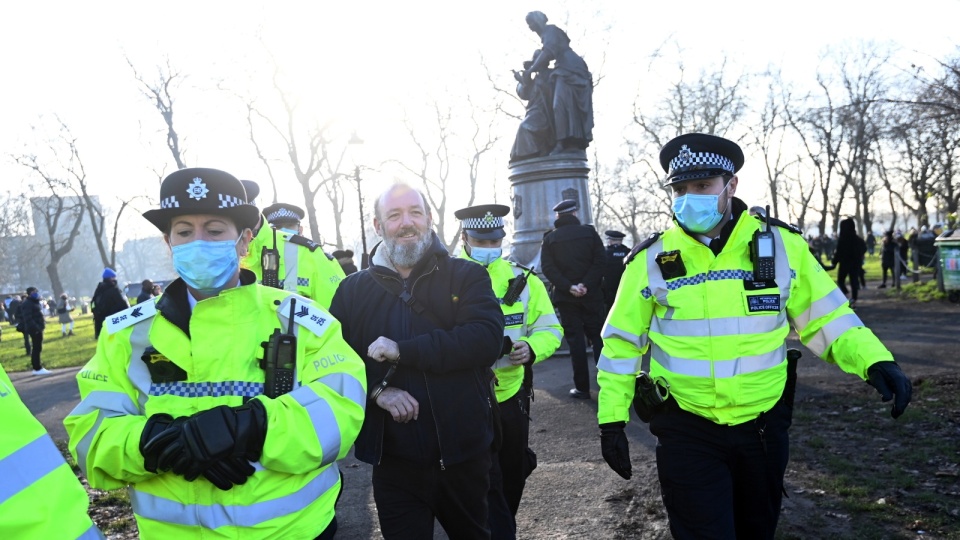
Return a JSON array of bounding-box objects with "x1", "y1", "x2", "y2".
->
[
  {"x1": 367, "y1": 336, "x2": 400, "y2": 363},
  {"x1": 599, "y1": 422, "x2": 632, "y2": 480},
  {"x1": 376, "y1": 387, "x2": 419, "y2": 423},
  {"x1": 509, "y1": 341, "x2": 533, "y2": 365},
  {"x1": 867, "y1": 361, "x2": 912, "y2": 419}
]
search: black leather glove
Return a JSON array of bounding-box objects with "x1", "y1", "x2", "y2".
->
[
  {"x1": 143, "y1": 400, "x2": 268, "y2": 488},
  {"x1": 140, "y1": 413, "x2": 186, "y2": 473},
  {"x1": 599, "y1": 422, "x2": 632, "y2": 480},
  {"x1": 867, "y1": 362, "x2": 912, "y2": 419}
]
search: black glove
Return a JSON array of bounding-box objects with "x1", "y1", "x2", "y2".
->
[
  {"x1": 140, "y1": 413, "x2": 186, "y2": 473},
  {"x1": 143, "y1": 400, "x2": 268, "y2": 488},
  {"x1": 867, "y1": 362, "x2": 912, "y2": 419},
  {"x1": 599, "y1": 422, "x2": 632, "y2": 480}
]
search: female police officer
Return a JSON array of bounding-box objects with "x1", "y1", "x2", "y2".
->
[
  {"x1": 65, "y1": 168, "x2": 366, "y2": 539},
  {"x1": 596, "y1": 134, "x2": 912, "y2": 539}
]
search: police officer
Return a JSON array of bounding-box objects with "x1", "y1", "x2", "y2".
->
[
  {"x1": 64, "y1": 168, "x2": 366, "y2": 539},
  {"x1": 540, "y1": 199, "x2": 606, "y2": 399},
  {"x1": 1, "y1": 364, "x2": 104, "y2": 539},
  {"x1": 601, "y1": 230, "x2": 630, "y2": 320},
  {"x1": 597, "y1": 133, "x2": 913, "y2": 540},
  {"x1": 455, "y1": 204, "x2": 563, "y2": 535},
  {"x1": 239, "y1": 182, "x2": 346, "y2": 308}
]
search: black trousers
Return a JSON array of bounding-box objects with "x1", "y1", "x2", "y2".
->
[
  {"x1": 557, "y1": 302, "x2": 604, "y2": 392},
  {"x1": 28, "y1": 332, "x2": 43, "y2": 371},
  {"x1": 836, "y1": 263, "x2": 860, "y2": 301},
  {"x1": 650, "y1": 398, "x2": 791, "y2": 540},
  {"x1": 495, "y1": 389, "x2": 536, "y2": 516},
  {"x1": 373, "y1": 452, "x2": 492, "y2": 540},
  {"x1": 23, "y1": 330, "x2": 31, "y2": 354}
]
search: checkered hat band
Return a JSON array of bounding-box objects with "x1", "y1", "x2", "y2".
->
[
  {"x1": 160, "y1": 196, "x2": 180, "y2": 209},
  {"x1": 218, "y1": 194, "x2": 245, "y2": 208},
  {"x1": 266, "y1": 208, "x2": 301, "y2": 221},
  {"x1": 669, "y1": 151, "x2": 734, "y2": 176},
  {"x1": 461, "y1": 216, "x2": 505, "y2": 229}
]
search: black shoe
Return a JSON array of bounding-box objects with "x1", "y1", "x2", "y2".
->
[
  {"x1": 878, "y1": 284, "x2": 886, "y2": 289},
  {"x1": 569, "y1": 389, "x2": 590, "y2": 399}
]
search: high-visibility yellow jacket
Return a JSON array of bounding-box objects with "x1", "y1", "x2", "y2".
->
[
  {"x1": 0, "y1": 366, "x2": 103, "y2": 540},
  {"x1": 242, "y1": 220, "x2": 345, "y2": 308},
  {"x1": 598, "y1": 213, "x2": 893, "y2": 426},
  {"x1": 460, "y1": 254, "x2": 563, "y2": 402},
  {"x1": 64, "y1": 275, "x2": 366, "y2": 539}
]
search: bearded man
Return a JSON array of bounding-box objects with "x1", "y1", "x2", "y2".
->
[{"x1": 329, "y1": 183, "x2": 505, "y2": 539}]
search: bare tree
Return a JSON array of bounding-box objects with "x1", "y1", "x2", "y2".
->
[{"x1": 128, "y1": 56, "x2": 188, "y2": 170}]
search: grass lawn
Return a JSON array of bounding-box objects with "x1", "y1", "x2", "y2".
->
[{"x1": 0, "y1": 313, "x2": 98, "y2": 372}]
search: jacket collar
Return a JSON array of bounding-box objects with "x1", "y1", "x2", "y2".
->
[
  {"x1": 554, "y1": 214, "x2": 581, "y2": 228},
  {"x1": 156, "y1": 269, "x2": 258, "y2": 337}
]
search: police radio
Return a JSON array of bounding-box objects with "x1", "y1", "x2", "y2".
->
[
  {"x1": 503, "y1": 266, "x2": 535, "y2": 306},
  {"x1": 752, "y1": 205, "x2": 776, "y2": 281},
  {"x1": 261, "y1": 226, "x2": 281, "y2": 289},
  {"x1": 261, "y1": 299, "x2": 297, "y2": 398}
]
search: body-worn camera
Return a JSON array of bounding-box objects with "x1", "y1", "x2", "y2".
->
[{"x1": 633, "y1": 371, "x2": 670, "y2": 423}]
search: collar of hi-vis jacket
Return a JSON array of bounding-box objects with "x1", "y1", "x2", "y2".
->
[{"x1": 155, "y1": 269, "x2": 258, "y2": 338}]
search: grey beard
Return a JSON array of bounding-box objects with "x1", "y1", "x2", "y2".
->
[{"x1": 383, "y1": 231, "x2": 432, "y2": 268}]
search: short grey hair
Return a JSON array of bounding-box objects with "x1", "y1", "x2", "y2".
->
[{"x1": 372, "y1": 183, "x2": 433, "y2": 222}]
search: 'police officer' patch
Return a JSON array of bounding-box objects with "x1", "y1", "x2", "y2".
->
[
  {"x1": 746, "y1": 294, "x2": 781, "y2": 313},
  {"x1": 504, "y1": 313, "x2": 524, "y2": 327}
]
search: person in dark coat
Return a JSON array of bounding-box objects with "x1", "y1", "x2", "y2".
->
[
  {"x1": 21, "y1": 287, "x2": 51, "y2": 375},
  {"x1": 329, "y1": 183, "x2": 505, "y2": 540},
  {"x1": 540, "y1": 199, "x2": 606, "y2": 399},
  {"x1": 879, "y1": 230, "x2": 896, "y2": 288},
  {"x1": 332, "y1": 249, "x2": 359, "y2": 276},
  {"x1": 601, "y1": 230, "x2": 631, "y2": 321},
  {"x1": 832, "y1": 218, "x2": 867, "y2": 308},
  {"x1": 136, "y1": 279, "x2": 154, "y2": 304},
  {"x1": 91, "y1": 268, "x2": 129, "y2": 338},
  {"x1": 9, "y1": 295, "x2": 30, "y2": 355}
]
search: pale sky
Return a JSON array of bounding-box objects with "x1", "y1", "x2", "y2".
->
[{"x1": 2, "y1": 0, "x2": 958, "y2": 244}]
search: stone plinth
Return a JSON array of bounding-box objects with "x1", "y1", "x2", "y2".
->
[{"x1": 508, "y1": 154, "x2": 592, "y2": 268}]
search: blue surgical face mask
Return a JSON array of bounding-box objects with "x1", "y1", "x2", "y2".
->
[
  {"x1": 280, "y1": 227, "x2": 299, "y2": 236},
  {"x1": 468, "y1": 246, "x2": 502, "y2": 266},
  {"x1": 171, "y1": 236, "x2": 242, "y2": 296},
  {"x1": 29, "y1": 292, "x2": 40, "y2": 300},
  {"x1": 672, "y1": 182, "x2": 730, "y2": 234}
]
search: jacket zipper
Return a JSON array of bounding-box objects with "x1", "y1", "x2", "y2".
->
[{"x1": 409, "y1": 263, "x2": 446, "y2": 470}]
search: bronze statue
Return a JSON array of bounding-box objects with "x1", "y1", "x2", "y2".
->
[
  {"x1": 510, "y1": 50, "x2": 555, "y2": 162},
  {"x1": 517, "y1": 11, "x2": 594, "y2": 159}
]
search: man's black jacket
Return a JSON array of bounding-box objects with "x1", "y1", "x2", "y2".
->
[
  {"x1": 21, "y1": 296, "x2": 46, "y2": 334},
  {"x1": 91, "y1": 280, "x2": 128, "y2": 321},
  {"x1": 540, "y1": 214, "x2": 606, "y2": 304},
  {"x1": 329, "y1": 232, "x2": 504, "y2": 468}
]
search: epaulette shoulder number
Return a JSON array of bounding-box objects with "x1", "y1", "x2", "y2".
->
[
  {"x1": 624, "y1": 232, "x2": 662, "y2": 265},
  {"x1": 288, "y1": 234, "x2": 320, "y2": 252},
  {"x1": 106, "y1": 300, "x2": 158, "y2": 334}
]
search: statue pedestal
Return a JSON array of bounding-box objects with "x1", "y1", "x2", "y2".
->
[{"x1": 508, "y1": 153, "x2": 592, "y2": 268}]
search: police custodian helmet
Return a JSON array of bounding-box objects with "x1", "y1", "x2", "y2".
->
[
  {"x1": 142, "y1": 168, "x2": 261, "y2": 233},
  {"x1": 659, "y1": 133, "x2": 744, "y2": 186}
]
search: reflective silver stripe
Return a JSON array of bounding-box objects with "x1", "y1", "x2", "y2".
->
[
  {"x1": 805, "y1": 312, "x2": 864, "y2": 357},
  {"x1": 493, "y1": 357, "x2": 513, "y2": 370},
  {"x1": 602, "y1": 322, "x2": 648, "y2": 352},
  {"x1": 771, "y1": 227, "x2": 792, "y2": 303},
  {"x1": 644, "y1": 238, "x2": 671, "y2": 309},
  {"x1": 792, "y1": 288, "x2": 847, "y2": 332},
  {"x1": 128, "y1": 322, "x2": 155, "y2": 411},
  {"x1": 0, "y1": 434, "x2": 64, "y2": 505},
  {"x1": 504, "y1": 326, "x2": 524, "y2": 343},
  {"x1": 291, "y1": 372, "x2": 365, "y2": 465},
  {"x1": 652, "y1": 312, "x2": 786, "y2": 338},
  {"x1": 78, "y1": 523, "x2": 106, "y2": 540},
  {"x1": 69, "y1": 390, "x2": 140, "y2": 476},
  {"x1": 597, "y1": 354, "x2": 642, "y2": 375},
  {"x1": 651, "y1": 344, "x2": 785, "y2": 379},
  {"x1": 130, "y1": 463, "x2": 340, "y2": 528},
  {"x1": 283, "y1": 241, "x2": 300, "y2": 293},
  {"x1": 290, "y1": 386, "x2": 341, "y2": 465}
]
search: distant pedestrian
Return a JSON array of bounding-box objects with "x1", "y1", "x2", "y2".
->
[
  {"x1": 136, "y1": 279, "x2": 154, "y2": 304},
  {"x1": 91, "y1": 268, "x2": 129, "y2": 339},
  {"x1": 879, "y1": 230, "x2": 896, "y2": 288},
  {"x1": 897, "y1": 233, "x2": 910, "y2": 278},
  {"x1": 21, "y1": 287, "x2": 51, "y2": 376},
  {"x1": 540, "y1": 199, "x2": 606, "y2": 399},
  {"x1": 832, "y1": 218, "x2": 867, "y2": 308},
  {"x1": 11, "y1": 295, "x2": 31, "y2": 356},
  {"x1": 332, "y1": 249, "x2": 359, "y2": 276},
  {"x1": 56, "y1": 293, "x2": 75, "y2": 336},
  {"x1": 866, "y1": 231, "x2": 876, "y2": 256}
]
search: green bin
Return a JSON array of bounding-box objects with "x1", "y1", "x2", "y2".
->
[{"x1": 934, "y1": 230, "x2": 960, "y2": 302}]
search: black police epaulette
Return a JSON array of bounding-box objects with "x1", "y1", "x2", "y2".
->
[
  {"x1": 754, "y1": 215, "x2": 802, "y2": 235},
  {"x1": 624, "y1": 232, "x2": 661, "y2": 265},
  {"x1": 287, "y1": 234, "x2": 320, "y2": 252}
]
